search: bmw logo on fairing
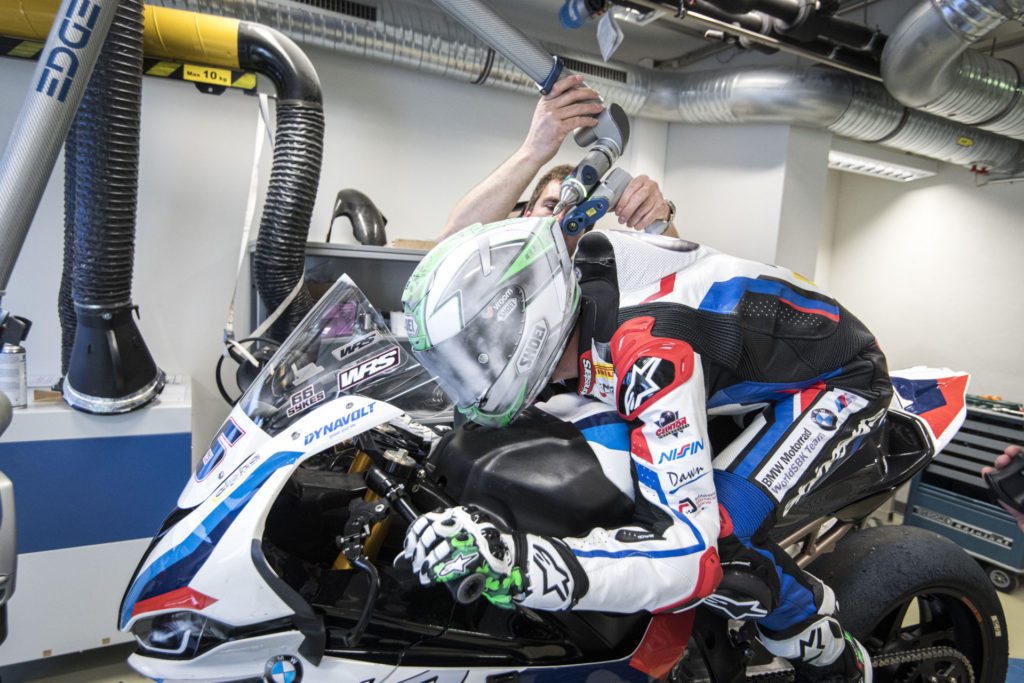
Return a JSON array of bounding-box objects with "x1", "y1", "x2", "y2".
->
[
  {"x1": 812, "y1": 408, "x2": 838, "y2": 430},
  {"x1": 265, "y1": 654, "x2": 302, "y2": 683}
]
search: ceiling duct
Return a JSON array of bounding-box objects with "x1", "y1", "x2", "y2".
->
[
  {"x1": 146, "y1": 0, "x2": 1024, "y2": 173},
  {"x1": 882, "y1": 0, "x2": 1024, "y2": 141}
]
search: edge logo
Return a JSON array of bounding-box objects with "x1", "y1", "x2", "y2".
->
[
  {"x1": 37, "y1": 0, "x2": 103, "y2": 102},
  {"x1": 338, "y1": 347, "x2": 400, "y2": 391},
  {"x1": 264, "y1": 654, "x2": 302, "y2": 683}
]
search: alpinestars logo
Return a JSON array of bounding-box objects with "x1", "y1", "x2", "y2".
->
[
  {"x1": 533, "y1": 546, "x2": 570, "y2": 601},
  {"x1": 620, "y1": 357, "x2": 664, "y2": 416},
  {"x1": 437, "y1": 551, "x2": 479, "y2": 579},
  {"x1": 703, "y1": 593, "x2": 769, "y2": 620},
  {"x1": 337, "y1": 346, "x2": 400, "y2": 390}
]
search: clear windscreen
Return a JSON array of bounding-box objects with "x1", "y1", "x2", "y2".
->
[{"x1": 236, "y1": 275, "x2": 452, "y2": 436}]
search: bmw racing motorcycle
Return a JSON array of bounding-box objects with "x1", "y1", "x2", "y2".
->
[{"x1": 119, "y1": 276, "x2": 1009, "y2": 683}]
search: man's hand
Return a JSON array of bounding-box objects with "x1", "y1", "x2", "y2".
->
[
  {"x1": 982, "y1": 445, "x2": 1024, "y2": 532},
  {"x1": 613, "y1": 174, "x2": 672, "y2": 232},
  {"x1": 521, "y1": 74, "x2": 604, "y2": 166},
  {"x1": 403, "y1": 506, "x2": 524, "y2": 608}
]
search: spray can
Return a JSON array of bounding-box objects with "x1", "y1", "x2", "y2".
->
[{"x1": 0, "y1": 344, "x2": 27, "y2": 409}]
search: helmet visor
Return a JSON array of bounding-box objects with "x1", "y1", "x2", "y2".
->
[{"x1": 414, "y1": 284, "x2": 526, "y2": 411}]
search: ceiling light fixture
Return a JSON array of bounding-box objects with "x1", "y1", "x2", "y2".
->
[{"x1": 827, "y1": 140, "x2": 938, "y2": 183}]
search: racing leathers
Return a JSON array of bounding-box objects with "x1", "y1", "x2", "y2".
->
[{"x1": 569, "y1": 229, "x2": 889, "y2": 678}]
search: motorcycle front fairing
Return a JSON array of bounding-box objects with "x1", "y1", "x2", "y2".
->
[{"x1": 119, "y1": 276, "x2": 447, "y2": 673}]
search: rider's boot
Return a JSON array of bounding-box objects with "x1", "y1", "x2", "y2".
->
[{"x1": 757, "y1": 586, "x2": 873, "y2": 683}]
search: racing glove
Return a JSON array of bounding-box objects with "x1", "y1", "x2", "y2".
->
[{"x1": 402, "y1": 506, "x2": 583, "y2": 610}]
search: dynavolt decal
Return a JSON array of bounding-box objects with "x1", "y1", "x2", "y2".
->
[
  {"x1": 195, "y1": 417, "x2": 245, "y2": 482},
  {"x1": 338, "y1": 347, "x2": 400, "y2": 390},
  {"x1": 812, "y1": 408, "x2": 838, "y2": 430},
  {"x1": 265, "y1": 654, "x2": 303, "y2": 683},
  {"x1": 304, "y1": 403, "x2": 376, "y2": 445},
  {"x1": 655, "y1": 411, "x2": 690, "y2": 439},
  {"x1": 330, "y1": 332, "x2": 379, "y2": 361},
  {"x1": 659, "y1": 440, "x2": 705, "y2": 463},
  {"x1": 286, "y1": 385, "x2": 326, "y2": 417}
]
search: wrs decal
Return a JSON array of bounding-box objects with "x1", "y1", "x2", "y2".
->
[
  {"x1": 338, "y1": 347, "x2": 400, "y2": 391},
  {"x1": 195, "y1": 417, "x2": 245, "y2": 481},
  {"x1": 304, "y1": 403, "x2": 376, "y2": 445},
  {"x1": 655, "y1": 410, "x2": 690, "y2": 438},
  {"x1": 287, "y1": 385, "x2": 326, "y2": 417},
  {"x1": 330, "y1": 332, "x2": 379, "y2": 361}
]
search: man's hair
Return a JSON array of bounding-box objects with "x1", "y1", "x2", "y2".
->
[{"x1": 525, "y1": 164, "x2": 574, "y2": 214}]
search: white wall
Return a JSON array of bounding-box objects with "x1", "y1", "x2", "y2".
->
[
  {"x1": 0, "y1": 46, "x2": 668, "y2": 455},
  {"x1": 827, "y1": 167, "x2": 1024, "y2": 399}
]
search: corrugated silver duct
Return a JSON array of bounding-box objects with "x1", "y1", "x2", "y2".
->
[
  {"x1": 881, "y1": 0, "x2": 1024, "y2": 140},
  {"x1": 150, "y1": 0, "x2": 1024, "y2": 172},
  {"x1": 647, "y1": 67, "x2": 1024, "y2": 171}
]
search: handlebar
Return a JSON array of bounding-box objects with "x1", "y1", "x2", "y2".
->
[{"x1": 365, "y1": 467, "x2": 487, "y2": 604}]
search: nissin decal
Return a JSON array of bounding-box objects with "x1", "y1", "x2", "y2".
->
[
  {"x1": 304, "y1": 403, "x2": 376, "y2": 445},
  {"x1": 658, "y1": 440, "x2": 704, "y2": 463},
  {"x1": 37, "y1": 0, "x2": 103, "y2": 102}
]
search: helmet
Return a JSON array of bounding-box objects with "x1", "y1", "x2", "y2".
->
[{"x1": 402, "y1": 217, "x2": 580, "y2": 427}]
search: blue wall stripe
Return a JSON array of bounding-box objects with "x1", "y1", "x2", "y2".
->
[{"x1": 0, "y1": 433, "x2": 190, "y2": 553}]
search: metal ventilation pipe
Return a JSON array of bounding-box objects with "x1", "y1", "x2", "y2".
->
[
  {"x1": 648, "y1": 67, "x2": 1024, "y2": 171},
  {"x1": 147, "y1": 0, "x2": 1024, "y2": 174},
  {"x1": 881, "y1": 0, "x2": 1024, "y2": 141}
]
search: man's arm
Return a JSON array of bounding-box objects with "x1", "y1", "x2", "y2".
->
[{"x1": 440, "y1": 75, "x2": 603, "y2": 240}]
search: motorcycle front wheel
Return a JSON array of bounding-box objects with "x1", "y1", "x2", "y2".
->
[{"x1": 808, "y1": 524, "x2": 1009, "y2": 683}]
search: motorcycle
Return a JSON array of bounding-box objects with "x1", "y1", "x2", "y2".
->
[{"x1": 118, "y1": 275, "x2": 1009, "y2": 683}]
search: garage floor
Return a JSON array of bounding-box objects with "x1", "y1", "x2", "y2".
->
[{"x1": 0, "y1": 587, "x2": 1020, "y2": 682}]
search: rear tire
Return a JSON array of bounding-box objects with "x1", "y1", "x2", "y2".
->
[{"x1": 808, "y1": 525, "x2": 1008, "y2": 683}]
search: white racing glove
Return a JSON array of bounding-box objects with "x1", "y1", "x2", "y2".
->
[{"x1": 402, "y1": 506, "x2": 581, "y2": 610}]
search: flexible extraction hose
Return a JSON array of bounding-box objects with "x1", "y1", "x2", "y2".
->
[{"x1": 61, "y1": 0, "x2": 165, "y2": 413}]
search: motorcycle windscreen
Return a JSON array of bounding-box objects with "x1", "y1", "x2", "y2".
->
[{"x1": 234, "y1": 274, "x2": 451, "y2": 438}]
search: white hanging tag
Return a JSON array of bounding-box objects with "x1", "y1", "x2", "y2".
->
[{"x1": 597, "y1": 11, "x2": 624, "y2": 62}]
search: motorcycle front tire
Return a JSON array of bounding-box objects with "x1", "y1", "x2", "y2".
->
[{"x1": 808, "y1": 524, "x2": 1009, "y2": 683}]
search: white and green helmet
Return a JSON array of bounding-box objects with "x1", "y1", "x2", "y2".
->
[{"x1": 402, "y1": 217, "x2": 580, "y2": 427}]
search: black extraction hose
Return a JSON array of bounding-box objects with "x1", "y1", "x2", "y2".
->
[
  {"x1": 241, "y1": 23, "x2": 325, "y2": 342},
  {"x1": 62, "y1": 0, "x2": 165, "y2": 413},
  {"x1": 58, "y1": 124, "x2": 78, "y2": 378}
]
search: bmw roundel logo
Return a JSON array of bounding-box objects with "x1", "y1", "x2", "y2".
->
[
  {"x1": 812, "y1": 408, "x2": 838, "y2": 430},
  {"x1": 264, "y1": 654, "x2": 302, "y2": 683}
]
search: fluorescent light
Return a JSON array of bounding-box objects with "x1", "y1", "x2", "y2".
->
[{"x1": 827, "y1": 140, "x2": 938, "y2": 182}]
